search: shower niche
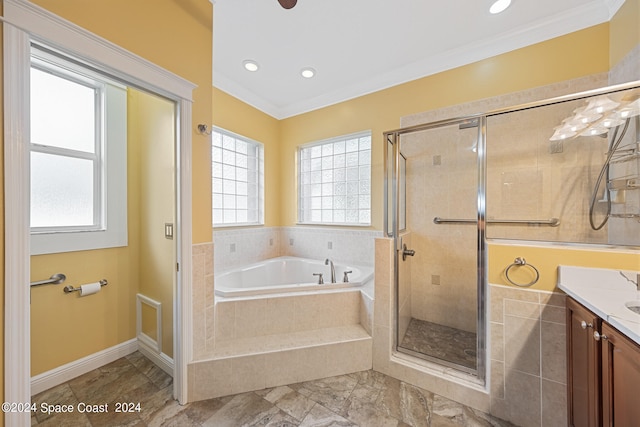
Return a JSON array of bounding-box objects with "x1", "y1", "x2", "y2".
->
[{"x1": 384, "y1": 81, "x2": 640, "y2": 380}]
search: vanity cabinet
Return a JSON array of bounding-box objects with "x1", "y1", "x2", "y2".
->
[
  {"x1": 567, "y1": 297, "x2": 640, "y2": 427},
  {"x1": 600, "y1": 322, "x2": 640, "y2": 426},
  {"x1": 567, "y1": 297, "x2": 602, "y2": 427}
]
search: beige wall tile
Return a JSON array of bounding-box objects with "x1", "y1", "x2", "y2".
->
[
  {"x1": 539, "y1": 292, "x2": 566, "y2": 307},
  {"x1": 504, "y1": 299, "x2": 540, "y2": 319},
  {"x1": 503, "y1": 370, "x2": 541, "y2": 427},
  {"x1": 263, "y1": 350, "x2": 300, "y2": 388},
  {"x1": 542, "y1": 379, "x2": 568, "y2": 427},
  {"x1": 264, "y1": 296, "x2": 295, "y2": 335},
  {"x1": 231, "y1": 354, "x2": 266, "y2": 394},
  {"x1": 541, "y1": 304, "x2": 566, "y2": 324},
  {"x1": 504, "y1": 315, "x2": 540, "y2": 375},
  {"x1": 490, "y1": 360, "x2": 505, "y2": 399},
  {"x1": 541, "y1": 321, "x2": 566, "y2": 383},
  {"x1": 234, "y1": 298, "x2": 268, "y2": 339},
  {"x1": 214, "y1": 301, "x2": 235, "y2": 341},
  {"x1": 490, "y1": 322, "x2": 504, "y2": 362}
]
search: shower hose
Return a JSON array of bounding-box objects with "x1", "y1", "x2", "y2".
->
[{"x1": 588, "y1": 118, "x2": 630, "y2": 230}]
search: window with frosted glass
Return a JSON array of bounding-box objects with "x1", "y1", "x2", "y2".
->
[
  {"x1": 30, "y1": 65, "x2": 100, "y2": 230},
  {"x1": 298, "y1": 131, "x2": 371, "y2": 225},
  {"x1": 212, "y1": 128, "x2": 264, "y2": 226}
]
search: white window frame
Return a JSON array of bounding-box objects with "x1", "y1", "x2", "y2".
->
[
  {"x1": 29, "y1": 46, "x2": 128, "y2": 255},
  {"x1": 212, "y1": 127, "x2": 264, "y2": 227},
  {"x1": 298, "y1": 130, "x2": 372, "y2": 226}
]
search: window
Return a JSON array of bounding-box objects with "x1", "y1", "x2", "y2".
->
[
  {"x1": 298, "y1": 131, "x2": 371, "y2": 225},
  {"x1": 212, "y1": 128, "x2": 264, "y2": 226},
  {"x1": 30, "y1": 47, "x2": 128, "y2": 255}
]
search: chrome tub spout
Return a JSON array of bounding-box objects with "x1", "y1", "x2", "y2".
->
[{"x1": 325, "y1": 258, "x2": 336, "y2": 283}]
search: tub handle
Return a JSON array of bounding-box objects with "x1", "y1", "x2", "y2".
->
[
  {"x1": 343, "y1": 271, "x2": 352, "y2": 283},
  {"x1": 313, "y1": 273, "x2": 324, "y2": 284}
]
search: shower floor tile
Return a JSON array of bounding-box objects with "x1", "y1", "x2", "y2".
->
[{"x1": 399, "y1": 318, "x2": 477, "y2": 370}]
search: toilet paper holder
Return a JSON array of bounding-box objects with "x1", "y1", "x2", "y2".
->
[{"x1": 64, "y1": 279, "x2": 108, "y2": 294}]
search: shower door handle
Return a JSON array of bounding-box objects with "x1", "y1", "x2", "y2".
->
[{"x1": 402, "y1": 244, "x2": 415, "y2": 261}]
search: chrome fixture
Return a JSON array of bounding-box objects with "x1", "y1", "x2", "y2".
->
[
  {"x1": 325, "y1": 258, "x2": 336, "y2": 283},
  {"x1": 30, "y1": 273, "x2": 66, "y2": 287},
  {"x1": 313, "y1": 273, "x2": 324, "y2": 284},
  {"x1": 505, "y1": 257, "x2": 540, "y2": 287},
  {"x1": 64, "y1": 279, "x2": 108, "y2": 294},
  {"x1": 343, "y1": 270, "x2": 352, "y2": 283},
  {"x1": 434, "y1": 217, "x2": 560, "y2": 227},
  {"x1": 401, "y1": 244, "x2": 415, "y2": 261}
]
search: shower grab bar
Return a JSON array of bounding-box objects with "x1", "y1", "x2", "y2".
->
[
  {"x1": 30, "y1": 273, "x2": 66, "y2": 287},
  {"x1": 433, "y1": 217, "x2": 560, "y2": 227}
]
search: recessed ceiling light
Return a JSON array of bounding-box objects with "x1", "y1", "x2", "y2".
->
[
  {"x1": 243, "y1": 60, "x2": 259, "y2": 72},
  {"x1": 301, "y1": 67, "x2": 316, "y2": 78},
  {"x1": 489, "y1": 0, "x2": 511, "y2": 14}
]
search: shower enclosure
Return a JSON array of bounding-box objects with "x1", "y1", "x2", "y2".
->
[
  {"x1": 385, "y1": 117, "x2": 487, "y2": 379},
  {"x1": 384, "y1": 81, "x2": 640, "y2": 381}
]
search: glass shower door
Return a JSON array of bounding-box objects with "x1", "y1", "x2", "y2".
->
[{"x1": 388, "y1": 118, "x2": 485, "y2": 378}]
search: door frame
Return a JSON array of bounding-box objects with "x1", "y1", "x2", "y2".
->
[
  {"x1": 4, "y1": 1, "x2": 196, "y2": 424},
  {"x1": 383, "y1": 116, "x2": 487, "y2": 383}
]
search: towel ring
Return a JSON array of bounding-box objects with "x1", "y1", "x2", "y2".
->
[{"x1": 505, "y1": 257, "x2": 539, "y2": 287}]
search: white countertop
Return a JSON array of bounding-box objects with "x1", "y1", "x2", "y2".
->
[{"x1": 558, "y1": 265, "x2": 640, "y2": 346}]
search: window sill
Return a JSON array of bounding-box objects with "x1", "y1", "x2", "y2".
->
[{"x1": 296, "y1": 222, "x2": 371, "y2": 227}]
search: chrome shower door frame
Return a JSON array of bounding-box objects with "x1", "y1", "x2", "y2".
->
[{"x1": 384, "y1": 114, "x2": 487, "y2": 383}]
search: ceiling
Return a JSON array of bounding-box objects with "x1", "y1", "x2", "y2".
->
[{"x1": 212, "y1": 0, "x2": 623, "y2": 119}]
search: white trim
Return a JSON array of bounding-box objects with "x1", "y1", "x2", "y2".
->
[
  {"x1": 4, "y1": 0, "x2": 196, "y2": 100},
  {"x1": 604, "y1": 0, "x2": 626, "y2": 19},
  {"x1": 30, "y1": 339, "x2": 138, "y2": 396},
  {"x1": 214, "y1": 1, "x2": 616, "y2": 119},
  {"x1": 3, "y1": 23, "x2": 32, "y2": 427},
  {"x1": 30, "y1": 76, "x2": 129, "y2": 255},
  {"x1": 175, "y1": 98, "x2": 194, "y2": 404},
  {"x1": 4, "y1": 0, "x2": 196, "y2": 418},
  {"x1": 137, "y1": 340, "x2": 174, "y2": 377},
  {"x1": 136, "y1": 294, "x2": 163, "y2": 353}
]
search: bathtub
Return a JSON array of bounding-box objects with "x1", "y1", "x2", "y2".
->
[{"x1": 214, "y1": 256, "x2": 373, "y2": 297}]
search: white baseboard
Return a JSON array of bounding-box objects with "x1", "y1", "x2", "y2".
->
[
  {"x1": 31, "y1": 339, "x2": 138, "y2": 395},
  {"x1": 138, "y1": 339, "x2": 174, "y2": 377}
]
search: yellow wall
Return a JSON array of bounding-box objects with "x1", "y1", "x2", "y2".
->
[
  {"x1": 30, "y1": 248, "x2": 139, "y2": 374},
  {"x1": 30, "y1": 0, "x2": 214, "y2": 244},
  {"x1": 1, "y1": 0, "x2": 212, "y2": 406},
  {"x1": 610, "y1": 0, "x2": 640, "y2": 67},
  {"x1": 279, "y1": 24, "x2": 610, "y2": 228},
  {"x1": 212, "y1": 88, "x2": 282, "y2": 227},
  {"x1": 129, "y1": 89, "x2": 176, "y2": 357},
  {"x1": 489, "y1": 244, "x2": 640, "y2": 292}
]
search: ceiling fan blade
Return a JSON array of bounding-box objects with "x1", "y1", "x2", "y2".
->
[{"x1": 278, "y1": 0, "x2": 297, "y2": 9}]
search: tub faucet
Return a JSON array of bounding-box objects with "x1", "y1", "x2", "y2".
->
[{"x1": 325, "y1": 258, "x2": 336, "y2": 283}]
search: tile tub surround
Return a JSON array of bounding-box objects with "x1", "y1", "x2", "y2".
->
[
  {"x1": 192, "y1": 242, "x2": 214, "y2": 358},
  {"x1": 213, "y1": 226, "x2": 381, "y2": 273},
  {"x1": 213, "y1": 227, "x2": 280, "y2": 271},
  {"x1": 189, "y1": 290, "x2": 373, "y2": 400},
  {"x1": 280, "y1": 226, "x2": 381, "y2": 266}
]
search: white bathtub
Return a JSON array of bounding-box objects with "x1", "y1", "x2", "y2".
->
[{"x1": 214, "y1": 256, "x2": 373, "y2": 297}]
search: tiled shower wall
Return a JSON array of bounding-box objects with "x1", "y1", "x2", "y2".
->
[
  {"x1": 213, "y1": 226, "x2": 381, "y2": 270},
  {"x1": 608, "y1": 43, "x2": 640, "y2": 245}
]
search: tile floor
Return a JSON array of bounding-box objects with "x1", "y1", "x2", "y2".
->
[
  {"x1": 399, "y1": 319, "x2": 477, "y2": 370},
  {"x1": 31, "y1": 352, "x2": 515, "y2": 426}
]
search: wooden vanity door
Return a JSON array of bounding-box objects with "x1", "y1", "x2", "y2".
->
[
  {"x1": 567, "y1": 297, "x2": 601, "y2": 427},
  {"x1": 600, "y1": 322, "x2": 640, "y2": 427}
]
